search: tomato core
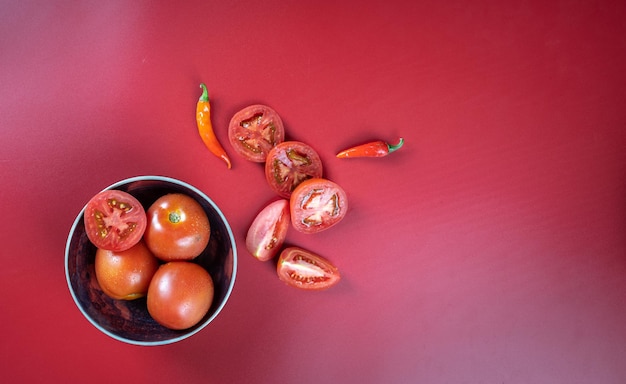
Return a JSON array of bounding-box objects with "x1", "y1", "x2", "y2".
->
[
  {"x1": 94, "y1": 198, "x2": 140, "y2": 240},
  {"x1": 169, "y1": 212, "x2": 181, "y2": 224}
]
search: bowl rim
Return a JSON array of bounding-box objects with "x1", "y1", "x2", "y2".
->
[{"x1": 64, "y1": 175, "x2": 238, "y2": 346}]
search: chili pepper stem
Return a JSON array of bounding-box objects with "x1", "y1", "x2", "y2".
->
[
  {"x1": 387, "y1": 138, "x2": 404, "y2": 154},
  {"x1": 199, "y1": 83, "x2": 209, "y2": 102}
]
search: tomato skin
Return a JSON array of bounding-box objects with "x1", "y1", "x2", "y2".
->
[
  {"x1": 147, "y1": 261, "x2": 214, "y2": 330},
  {"x1": 277, "y1": 247, "x2": 341, "y2": 290},
  {"x1": 290, "y1": 178, "x2": 348, "y2": 234},
  {"x1": 246, "y1": 199, "x2": 290, "y2": 261},
  {"x1": 94, "y1": 240, "x2": 160, "y2": 300},
  {"x1": 84, "y1": 189, "x2": 147, "y2": 252},
  {"x1": 228, "y1": 104, "x2": 285, "y2": 162},
  {"x1": 265, "y1": 141, "x2": 323, "y2": 198},
  {"x1": 144, "y1": 193, "x2": 211, "y2": 261}
]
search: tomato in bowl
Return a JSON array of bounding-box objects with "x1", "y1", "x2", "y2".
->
[{"x1": 65, "y1": 176, "x2": 237, "y2": 346}]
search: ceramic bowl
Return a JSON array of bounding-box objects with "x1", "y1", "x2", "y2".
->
[{"x1": 65, "y1": 176, "x2": 237, "y2": 345}]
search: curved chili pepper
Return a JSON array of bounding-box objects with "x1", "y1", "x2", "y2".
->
[
  {"x1": 336, "y1": 138, "x2": 404, "y2": 158},
  {"x1": 196, "y1": 83, "x2": 232, "y2": 169}
]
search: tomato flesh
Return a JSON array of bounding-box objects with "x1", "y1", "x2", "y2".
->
[
  {"x1": 144, "y1": 193, "x2": 211, "y2": 261},
  {"x1": 290, "y1": 178, "x2": 348, "y2": 234},
  {"x1": 147, "y1": 261, "x2": 214, "y2": 330},
  {"x1": 277, "y1": 247, "x2": 340, "y2": 290},
  {"x1": 228, "y1": 104, "x2": 285, "y2": 162},
  {"x1": 84, "y1": 190, "x2": 147, "y2": 252},
  {"x1": 246, "y1": 199, "x2": 290, "y2": 261},
  {"x1": 265, "y1": 141, "x2": 323, "y2": 198}
]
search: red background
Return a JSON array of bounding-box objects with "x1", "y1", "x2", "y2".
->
[{"x1": 2, "y1": 1, "x2": 625, "y2": 382}]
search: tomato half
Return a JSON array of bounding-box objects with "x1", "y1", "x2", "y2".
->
[
  {"x1": 147, "y1": 261, "x2": 214, "y2": 330},
  {"x1": 246, "y1": 199, "x2": 290, "y2": 261},
  {"x1": 144, "y1": 193, "x2": 211, "y2": 261},
  {"x1": 277, "y1": 247, "x2": 341, "y2": 290},
  {"x1": 290, "y1": 178, "x2": 348, "y2": 234},
  {"x1": 228, "y1": 104, "x2": 285, "y2": 162},
  {"x1": 95, "y1": 240, "x2": 160, "y2": 300},
  {"x1": 265, "y1": 141, "x2": 323, "y2": 198},
  {"x1": 84, "y1": 189, "x2": 147, "y2": 252}
]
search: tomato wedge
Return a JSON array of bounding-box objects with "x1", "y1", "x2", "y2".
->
[
  {"x1": 84, "y1": 189, "x2": 147, "y2": 252},
  {"x1": 265, "y1": 141, "x2": 323, "y2": 198},
  {"x1": 290, "y1": 178, "x2": 348, "y2": 234},
  {"x1": 277, "y1": 247, "x2": 341, "y2": 290},
  {"x1": 246, "y1": 199, "x2": 290, "y2": 261},
  {"x1": 228, "y1": 104, "x2": 285, "y2": 162}
]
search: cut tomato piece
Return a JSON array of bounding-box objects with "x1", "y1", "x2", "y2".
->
[
  {"x1": 84, "y1": 189, "x2": 147, "y2": 252},
  {"x1": 265, "y1": 141, "x2": 323, "y2": 198},
  {"x1": 290, "y1": 178, "x2": 348, "y2": 234},
  {"x1": 277, "y1": 247, "x2": 341, "y2": 290},
  {"x1": 246, "y1": 199, "x2": 290, "y2": 261},
  {"x1": 228, "y1": 104, "x2": 285, "y2": 162}
]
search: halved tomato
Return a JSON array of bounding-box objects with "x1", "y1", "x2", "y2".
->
[
  {"x1": 277, "y1": 247, "x2": 341, "y2": 290},
  {"x1": 84, "y1": 189, "x2": 147, "y2": 252},
  {"x1": 290, "y1": 178, "x2": 348, "y2": 234},
  {"x1": 265, "y1": 141, "x2": 323, "y2": 198},
  {"x1": 246, "y1": 199, "x2": 290, "y2": 261},
  {"x1": 228, "y1": 104, "x2": 285, "y2": 162}
]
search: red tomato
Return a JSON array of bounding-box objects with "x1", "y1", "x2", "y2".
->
[
  {"x1": 277, "y1": 247, "x2": 341, "y2": 290},
  {"x1": 94, "y1": 240, "x2": 160, "y2": 300},
  {"x1": 144, "y1": 193, "x2": 211, "y2": 261},
  {"x1": 228, "y1": 104, "x2": 285, "y2": 162},
  {"x1": 84, "y1": 189, "x2": 147, "y2": 252},
  {"x1": 290, "y1": 178, "x2": 348, "y2": 234},
  {"x1": 265, "y1": 141, "x2": 323, "y2": 198},
  {"x1": 246, "y1": 199, "x2": 290, "y2": 261},
  {"x1": 147, "y1": 261, "x2": 214, "y2": 330}
]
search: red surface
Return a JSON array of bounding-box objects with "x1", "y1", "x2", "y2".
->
[{"x1": 2, "y1": 1, "x2": 625, "y2": 382}]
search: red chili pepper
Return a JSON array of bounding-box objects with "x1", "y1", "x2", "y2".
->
[
  {"x1": 336, "y1": 138, "x2": 404, "y2": 158},
  {"x1": 196, "y1": 83, "x2": 232, "y2": 169}
]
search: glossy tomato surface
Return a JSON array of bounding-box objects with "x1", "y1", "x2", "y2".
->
[
  {"x1": 245, "y1": 199, "x2": 290, "y2": 261},
  {"x1": 94, "y1": 240, "x2": 160, "y2": 300},
  {"x1": 277, "y1": 247, "x2": 341, "y2": 290},
  {"x1": 84, "y1": 189, "x2": 147, "y2": 252},
  {"x1": 144, "y1": 193, "x2": 211, "y2": 261},
  {"x1": 147, "y1": 261, "x2": 214, "y2": 330},
  {"x1": 265, "y1": 141, "x2": 323, "y2": 198},
  {"x1": 290, "y1": 178, "x2": 348, "y2": 234},
  {"x1": 228, "y1": 104, "x2": 285, "y2": 162}
]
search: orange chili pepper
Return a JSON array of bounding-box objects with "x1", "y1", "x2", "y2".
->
[
  {"x1": 336, "y1": 138, "x2": 404, "y2": 158},
  {"x1": 196, "y1": 83, "x2": 232, "y2": 169}
]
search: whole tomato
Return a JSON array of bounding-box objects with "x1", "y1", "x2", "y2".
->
[
  {"x1": 94, "y1": 240, "x2": 160, "y2": 300},
  {"x1": 144, "y1": 193, "x2": 211, "y2": 261},
  {"x1": 147, "y1": 261, "x2": 214, "y2": 330}
]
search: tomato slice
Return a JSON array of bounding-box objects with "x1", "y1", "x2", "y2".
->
[
  {"x1": 228, "y1": 104, "x2": 285, "y2": 162},
  {"x1": 277, "y1": 247, "x2": 341, "y2": 290},
  {"x1": 84, "y1": 190, "x2": 147, "y2": 252},
  {"x1": 290, "y1": 178, "x2": 348, "y2": 234},
  {"x1": 265, "y1": 141, "x2": 323, "y2": 198},
  {"x1": 246, "y1": 199, "x2": 290, "y2": 261}
]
